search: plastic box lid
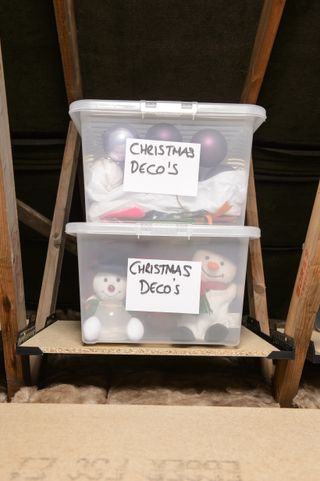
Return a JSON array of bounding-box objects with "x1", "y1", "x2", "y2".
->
[
  {"x1": 69, "y1": 100, "x2": 266, "y2": 134},
  {"x1": 66, "y1": 222, "x2": 260, "y2": 239}
]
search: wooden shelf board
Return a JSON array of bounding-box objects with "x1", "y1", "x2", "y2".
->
[{"x1": 18, "y1": 320, "x2": 283, "y2": 358}]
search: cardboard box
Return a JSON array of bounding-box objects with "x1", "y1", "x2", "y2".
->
[{"x1": 0, "y1": 404, "x2": 318, "y2": 481}]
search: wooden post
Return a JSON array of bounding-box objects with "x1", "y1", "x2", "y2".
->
[
  {"x1": 35, "y1": 0, "x2": 82, "y2": 332},
  {"x1": 0, "y1": 45, "x2": 29, "y2": 398},
  {"x1": 241, "y1": 0, "x2": 286, "y2": 334},
  {"x1": 29, "y1": 0, "x2": 82, "y2": 382},
  {"x1": 53, "y1": 0, "x2": 85, "y2": 217},
  {"x1": 35, "y1": 121, "x2": 80, "y2": 331},
  {"x1": 274, "y1": 182, "x2": 320, "y2": 406},
  {"x1": 241, "y1": 0, "x2": 286, "y2": 381},
  {"x1": 241, "y1": 0, "x2": 287, "y2": 105},
  {"x1": 245, "y1": 162, "x2": 270, "y2": 335},
  {"x1": 53, "y1": 0, "x2": 83, "y2": 104}
]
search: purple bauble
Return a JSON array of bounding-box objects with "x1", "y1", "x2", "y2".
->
[
  {"x1": 191, "y1": 129, "x2": 227, "y2": 168},
  {"x1": 146, "y1": 123, "x2": 182, "y2": 142},
  {"x1": 103, "y1": 125, "x2": 138, "y2": 162}
]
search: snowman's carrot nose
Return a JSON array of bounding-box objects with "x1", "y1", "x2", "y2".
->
[{"x1": 207, "y1": 261, "x2": 219, "y2": 270}]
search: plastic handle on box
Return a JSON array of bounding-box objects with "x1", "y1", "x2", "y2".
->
[
  {"x1": 137, "y1": 223, "x2": 192, "y2": 238},
  {"x1": 140, "y1": 101, "x2": 198, "y2": 119},
  {"x1": 138, "y1": 224, "x2": 154, "y2": 237}
]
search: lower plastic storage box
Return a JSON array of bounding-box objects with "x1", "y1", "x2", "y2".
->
[
  {"x1": 66, "y1": 223, "x2": 260, "y2": 346},
  {"x1": 69, "y1": 100, "x2": 266, "y2": 225}
]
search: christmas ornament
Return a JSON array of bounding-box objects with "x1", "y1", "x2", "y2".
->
[
  {"x1": 191, "y1": 129, "x2": 227, "y2": 168},
  {"x1": 103, "y1": 125, "x2": 138, "y2": 163},
  {"x1": 146, "y1": 123, "x2": 182, "y2": 142}
]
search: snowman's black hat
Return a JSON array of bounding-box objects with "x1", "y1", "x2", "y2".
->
[{"x1": 91, "y1": 263, "x2": 127, "y2": 278}]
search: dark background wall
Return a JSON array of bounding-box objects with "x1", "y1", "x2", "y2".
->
[{"x1": 0, "y1": 0, "x2": 319, "y2": 320}]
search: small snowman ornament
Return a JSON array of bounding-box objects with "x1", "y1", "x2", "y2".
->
[
  {"x1": 176, "y1": 249, "x2": 237, "y2": 343},
  {"x1": 82, "y1": 270, "x2": 144, "y2": 343}
]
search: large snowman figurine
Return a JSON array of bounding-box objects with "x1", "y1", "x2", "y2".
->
[
  {"x1": 176, "y1": 249, "x2": 237, "y2": 343},
  {"x1": 82, "y1": 270, "x2": 144, "y2": 343}
]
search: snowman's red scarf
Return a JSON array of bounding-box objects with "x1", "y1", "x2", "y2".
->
[{"x1": 200, "y1": 280, "x2": 228, "y2": 295}]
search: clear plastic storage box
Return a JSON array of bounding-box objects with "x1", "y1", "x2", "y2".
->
[
  {"x1": 69, "y1": 100, "x2": 266, "y2": 225},
  {"x1": 66, "y1": 222, "x2": 260, "y2": 346}
]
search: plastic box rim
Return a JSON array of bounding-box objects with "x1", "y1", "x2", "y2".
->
[
  {"x1": 66, "y1": 222, "x2": 260, "y2": 239},
  {"x1": 69, "y1": 99, "x2": 266, "y2": 133}
]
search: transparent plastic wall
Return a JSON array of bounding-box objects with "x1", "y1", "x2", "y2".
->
[
  {"x1": 66, "y1": 224, "x2": 259, "y2": 346},
  {"x1": 70, "y1": 101, "x2": 266, "y2": 225}
]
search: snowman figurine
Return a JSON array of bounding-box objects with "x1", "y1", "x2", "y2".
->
[
  {"x1": 176, "y1": 249, "x2": 237, "y2": 343},
  {"x1": 82, "y1": 270, "x2": 144, "y2": 343}
]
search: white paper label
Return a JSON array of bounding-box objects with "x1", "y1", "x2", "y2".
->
[
  {"x1": 123, "y1": 138, "x2": 201, "y2": 197},
  {"x1": 125, "y1": 258, "x2": 202, "y2": 314}
]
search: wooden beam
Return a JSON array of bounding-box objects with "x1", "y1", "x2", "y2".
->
[
  {"x1": 241, "y1": 0, "x2": 286, "y2": 333},
  {"x1": 241, "y1": 0, "x2": 286, "y2": 381},
  {"x1": 274, "y1": 182, "x2": 320, "y2": 406},
  {"x1": 245, "y1": 163, "x2": 270, "y2": 335},
  {"x1": 35, "y1": 121, "x2": 80, "y2": 331},
  {"x1": 0, "y1": 44, "x2": 29, "y2": 398},
  {"x1": 53, "y1": 0, "x2": 83, "y2": 103},
  {"x1": 28, "y1": 0, "x2": 82, "y2": 382},
  {"x1": 33, "y1": 0, "x2": 82, "y2": 374},
  {"x1": 53, "y1": 0, "x2": 86, "y2": 218},
  {"x1": 17, "y1": 199, "x2": 77, "y2": 256},
  {"x1": 241, "y1": 0, "x2": 287, "y2": 104}
]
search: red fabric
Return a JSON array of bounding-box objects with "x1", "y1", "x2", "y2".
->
[
  {"x1": 100, "y1": 207, "x2": 145, "y2": 220},
  {"x1": 200, "y1": 280, "x2": 228, "y2": 295}
]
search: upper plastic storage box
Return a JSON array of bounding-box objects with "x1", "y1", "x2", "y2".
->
[
  {"x1": 66, "y1": 222, "x2": 260, "y2": 346},
  {"x1": 69, "y1": 100, "x2": 266, "y2": 225}
]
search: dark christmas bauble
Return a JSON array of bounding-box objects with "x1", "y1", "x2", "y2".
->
[
  {"x1": 191, "y1": 129, "x2": 227, "y2": 168},
  {"x1": 198, "y1": 163, "x2": 232, "y2": 182},
  {"x1": 103, "y1": 125, "x2": 138, "y2": 162},
  {"x1": 146, "y1": 123, "x2": 182, "y2": 142},
  {"x1": 198, "y1": 166, "x2": 215, "y2": 182}
]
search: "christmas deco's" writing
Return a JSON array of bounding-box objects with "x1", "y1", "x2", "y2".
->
[
  {"x1": 123, "y1": 138, "x2": 201, "y2": 197},
  {"x1": 129, "y1": 259, "x2": 193, "y2": 295},
  {"x1": 129, "y1": 142, "x2": 195, "y2": 176},
  {"x1": 125, "y1": 258, "x2": 202, "y2": 314}
]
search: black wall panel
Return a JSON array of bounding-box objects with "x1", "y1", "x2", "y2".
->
[{"x1": 0, "y1": 1, "x2": 319, "y2": 319}]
